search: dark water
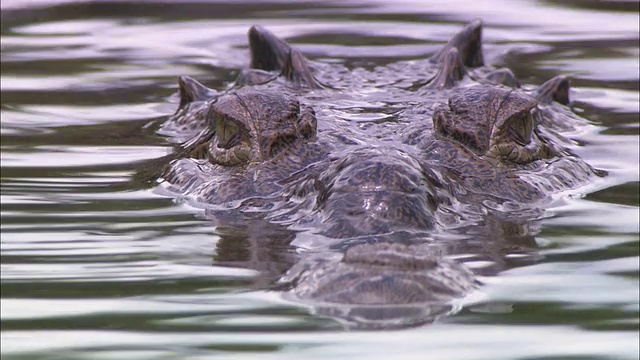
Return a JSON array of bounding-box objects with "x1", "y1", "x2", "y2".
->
[{"x1": 1, "y1": 0, "x2": 638, "y2": 359}]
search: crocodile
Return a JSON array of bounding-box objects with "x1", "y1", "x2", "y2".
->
[{"x1": 153, "y1": 20, "x2": 602, "y2": 329}]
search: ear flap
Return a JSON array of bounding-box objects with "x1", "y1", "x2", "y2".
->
[
  {"x1": 426, "y1": 48, "x2": 466, "y2": 89},
  {"x1": 178, "y1": 76, "x2": 215, "y2": 108},
  {"x1": 248, "y1": 25, "x2": 292, "y2": 72},
  {"x1": 430, "y1": 19, "x2": 484, "y2": 68},
  {"x1": 282, "y1": 48, "x2": 323, "y2": 89},
  {"x1": 535, "y1": 75, "x2": 570, "y2": 105}
]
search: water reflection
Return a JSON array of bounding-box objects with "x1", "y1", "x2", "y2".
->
[{"x1": 196, "y1": 174, "x2": 545, "y2": 330}]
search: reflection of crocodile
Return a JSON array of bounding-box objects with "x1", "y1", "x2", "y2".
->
[{"x1": 154, "y1": 20, "x2": 602, "y2": 329}]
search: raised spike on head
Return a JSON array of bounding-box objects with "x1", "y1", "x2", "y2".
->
[
  {"x1": 178, "y1": 76, "x2": 215, "y2": 108},
  {"x1": 248, "y1": 25, "x2": 292, "y2": 72},
  {"x1": 535, "y1": 75, "x2": 570, "y2": 105},
  {"x1": 426, "y1": 48, "x2": 466, "y2": 89},
  {"x1": 430, "y1": 19, "x2": 484, "y2": 68},
  {"x1": 282, "y1": 48, "x2": 322, "y2": 89}
]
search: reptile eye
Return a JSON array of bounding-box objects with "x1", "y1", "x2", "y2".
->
[
  {"x1": 508, "y1": 111, "x2": 533, "y2": 146},
  {"x1": 216, "y1": 118, "x2": 242, "y2": 149}
]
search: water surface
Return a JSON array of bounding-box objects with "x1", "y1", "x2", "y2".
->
[{"x1": 1, "y1": 0, "x2": 639, "y2": 359}]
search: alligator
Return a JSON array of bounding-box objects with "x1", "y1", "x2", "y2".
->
[{"x1": 153, "y1": 20, "x2": 602, "y2": 329}]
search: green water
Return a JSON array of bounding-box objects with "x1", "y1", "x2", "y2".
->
[{"x1": 1, "y1": 0, "x2": 638, "y2": 359}]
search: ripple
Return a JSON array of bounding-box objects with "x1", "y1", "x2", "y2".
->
[
  {"x1": 1, "y1": 326, "x2": 637, "y2": 359},
  {"x1": 0, "y1": 1, "x2": 638, "y2": 359}
]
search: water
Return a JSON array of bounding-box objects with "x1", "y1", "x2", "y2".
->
[{"x1": 1, "y1": 0, "x2": 638, "y2": 359}]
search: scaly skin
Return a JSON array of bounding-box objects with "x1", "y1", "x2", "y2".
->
[
  {"x1": 161, "y1": 87, "x2": 329, "y2": 205},
  {"x1": 153, "y1": 20, "x2": 603, "y2": 329}
]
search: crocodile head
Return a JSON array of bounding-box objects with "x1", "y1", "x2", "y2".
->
[{"x1": 184, "y1": 89, "x2": 317, "y2": 166}]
